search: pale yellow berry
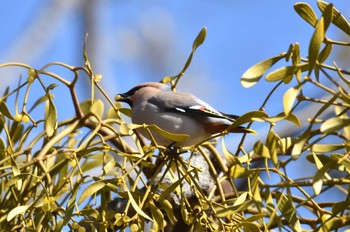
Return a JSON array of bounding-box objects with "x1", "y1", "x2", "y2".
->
[
  {"x1": 130, "y1": 223, "x2": 139, "y2": 232},
  {"x1": 94, "y1": 74, "x2": 102, "y2": 82},
  {"x1": 71, "y1": 222, "x2": 79, "y2": 229},
  {"x1": 69, "y1": 159, "x2": 77, "y2": 167},
  {"x1": 28, "y1": 68, "x2": 36, "y2": 83},
  {"x1": 78, "y1": 226, "x2": 86, "y2": 232},
  {"x1": 14, "y1": 114, "x2": 22, "y2": 122},
  {"x1": 22, "y1": 115, "x2": 30, "y2": 123},
  {"x1": 27, "y1": 76, "x2": 35, "y2": 84}
]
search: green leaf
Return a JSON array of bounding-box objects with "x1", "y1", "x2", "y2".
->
[
  {"x1": 312, "y1": 152, "x2": 325, "y2": 195},
  {"x1": 158, "y1": 175, "x2": 186, "y2": 201},
  {"x1": 158, "y1": 198, "x2": 177, "y2": 224},
  {"x1": 318, "y1": 1, "x2": 350, "y2": 36},
  {"x1": 275, "y1": 192, "x2": 302, "y2": 232},
  {"x1": 222, "y1": 139, "x2": 242, "y2": 166},
  {"x1": 226, "y1": 110, "x2": 268, "y2": 132},
  {"x1": 311, "y1": 144, "x2": 344, "y2": 153},
  {"x1": 10, "y1": 156, "x2": 22, "y2": 190},
  {"x1": 308, "y1": 17, "x2": 324, "y2": 73},
  {"x1": 193, "y1": 27, "x2": 207, "y2": 51},
  {"x1": 80, "y1": 100, "x2": 92, "y2": 116},
  {"x1": 118, "y1": 108, "x2": 132, "y2": 117},
  {"x1": 7, "y1": 205, "x2": 29, "y2": 221},
  {"x1": 45, "y1": 97, "x2": 58, "y2": 137},
  {"x1": 280, "y1": 137, "x2": 295, "y2": 155},
  {"x1": 238, "y1": 221, "x2": 261, "y2": 232},
  {"x1": 0, "y1": 100, "x2": 14, "y2": 120},
  {"x1": 216, "y1": 200, "x2": 254, "y2": 217},
  {"x1": 321, "y1": 3, "x2": 333, "y2": 32},
  {"x1": 294, "y1": 2, "x2": 318, "y2": 27},
  {"x1": 265, "y1": 63, "x2": 308, "y2": 83},
  {"x1": 318, "y1": 43, "x2": 332, "y2": 63},
  {"x1": 263, "y1": 112, "x2": 301, "y2": 126},
  {"x1": 126, "y1": 190, "x2": 153, "y2": 221},
  {"x1": 150, "y1": 200, "x2": 164, "y2": 230},
  {"x1": 47, "y1": 83, "x2": 59, "y2": 91},
  {"x1": 332, "y1": 199, "x2": 350, "y2": 215},
  {"x1": 79, "y1": 181, "x2": 106, "y2": 205},
  {"x1": 266, "y1": 129, "x2": 280, "y2": 166},
  {"x1": 306, "y1": 153, "x2": 333, "y2": 165},
  {"x1": 292, "y1": 128, "x2": 310, "y2": 159},
  {"x1": 90, "y1": 99, "x2": 104, "y2": 121},
  {"x1": 234, "y1": 192, "x2": 249, "y2": 206},
  {"x1": 241, "y1": 55, "x2": 284, "y2": 88},
  {"x1": 320, "y1": 117, "x2": 350, "y2": 134},
  {"x1": 181, "y1": 27, "x2": 207, "y2": 74},
  {"x1": 28, "y1": 95, "x2": 48, "y2": 113},
  {"x1": 148, "y1": 124, "x2": 189, "y2": 142},
  {"x1": 253, "y1": 141, "x2": 270, "y2": 158},
  {"x1": 230, "y1": 164, "x2": 252, "y2": 179},
  {"x1": 336, "y1": 106, "x2": 350, "y2": 140},
  {"x1": 55, "y1": 180, "x2": 81, "y2": 232},
  {"x1": 283, "y1": 85, "x2": 302, "y2": 115}
]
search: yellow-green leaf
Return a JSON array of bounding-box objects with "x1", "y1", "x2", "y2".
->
[
  {"x1": 234, "y1": 192, "x2": 248, "y2": 206},
  {"x1": 45, "y1": 97, "x2": 58, "y2": 137},
  {"x1": 253, "y1": 141, "x2": 270, "y2": 158},
  {"x1": 7, "y1": 205, "x2": 29, "y2": 221},
  {"x1": 241, "y1": 55, "x2": 284, "y2": 88},
  {"x1": 321, "y1": 3, "x2": 333, "y2": 32},
  {"x1": 230, "y1": 164, "x2": 252, "y2": 179},
  {"x1": 222, "y1": 139, "x2": 242, "y2": 166},
  {"x1": 320, "y1": 117, "x2": 350, "y2": 134},
  {"x1": 78, "y1": 181, "x2": 106, "y2": 204},
  {"x1": 318, "y1": 1, "x2": 350, "y2": 36},
  {"x1": 318, "y1": 43, "x2": 333, "y2": 63},
  {"x1": 226, "y1": 110, "x2": 268, "y2": 132},
  {"x1": 148, "y1": 124, "x2": 189, "y2": 142},
  {"x1": 308, "y1": 17, "x2": 324, "y2": 72},
  {"x1": 283, "y1": 85, "x2": 301, "y2": 115},
  {"x1": 265, "y1": 63, "x2": 308, "y2": 83},
  {"x1": 181, "y1": 27, "x2": 207, "y2": 74},
  {"x1": 266, "y1": 129, "x2": 280, "y2": 166},
  {"x1": 311, "y1": 144, "x2": 344, "y2": 153},
  {"x1": 291, "y1": 129, "x2": 310, "y2": 159},
  {"x1": 216, "y1": 200, "x2": 254, "y2": 217},
  {"x1": 193, "y1": 27, "x2": 207, "y2": 51},
  {"x1": 158, "y1": 198, "x2": 177, "y2": 224},
  {"x1": 90, "y1": 99, "x2": 104, "y2": 120},
  {"x1": 275, "y1": 192, "x2": 302, "y2": 232},
  {"x1": 312, "y1": 152, "x2": 325, "y2": 195},
  {"x1": 263, "y1": 112, "x2": 301, "y2": 126},
  {"x1": 127, "y1": 190, "x2": 153, "y2": 221},
  {"x1": 150, "y1": 201, "x2": 164, "y2": 230},
  {"x1": 294, "y1": 2, "x2": 318, "y2": 27},
  {"x1": 0, "y1": 100, "x2": 14, "y2": 120}
]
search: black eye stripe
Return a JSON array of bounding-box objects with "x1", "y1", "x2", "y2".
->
[{"x1": 122, "y1": 85, "x2": 143, "y2": 97}]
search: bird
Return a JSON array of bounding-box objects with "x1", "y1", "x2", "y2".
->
[{"x1": 115, "y1": 82, "x2": 251, "y2": 147}]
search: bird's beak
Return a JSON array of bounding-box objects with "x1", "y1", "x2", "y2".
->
[{"x1": 115, "y1": 93, "x2": 132, "y2": 107}]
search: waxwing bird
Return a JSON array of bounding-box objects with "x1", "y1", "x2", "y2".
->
[{"x1": 115, "y1": 82, "x2": 251, "y2": 147}]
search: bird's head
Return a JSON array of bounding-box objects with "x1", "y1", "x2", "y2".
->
[{"x1": 115, "y1": 82, "x2": 170, "y2": 107}]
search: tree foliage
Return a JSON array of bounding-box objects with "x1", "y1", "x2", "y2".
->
[{"x1": 1, "y1": 1, "x2": 350, "y2": 231}]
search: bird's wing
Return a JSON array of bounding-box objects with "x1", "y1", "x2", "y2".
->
[{"x1": 149, "y1": 91, "x2": 236, "y2": 121}]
